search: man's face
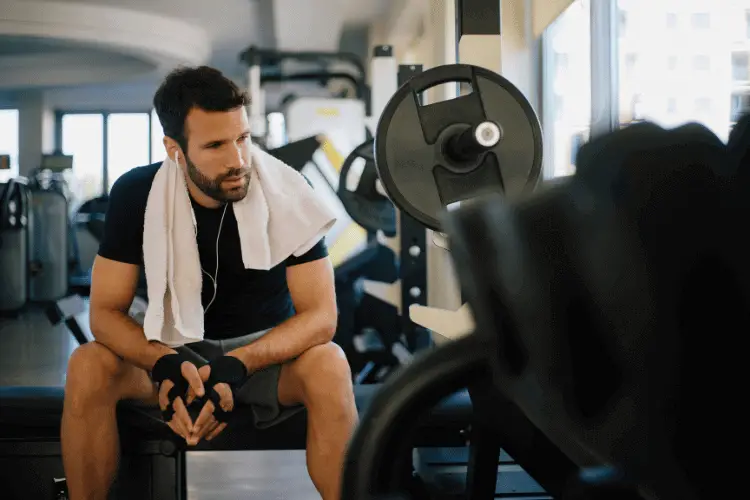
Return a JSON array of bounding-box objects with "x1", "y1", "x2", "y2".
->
[{"x1": 182, "y1": 106, "x2": 252, "y2": 203}]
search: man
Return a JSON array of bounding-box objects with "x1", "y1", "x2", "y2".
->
[{"x1": 61, "y1": 66, "x2": 357, "y2": 500}]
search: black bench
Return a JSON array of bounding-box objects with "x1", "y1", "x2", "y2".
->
[{"x1": 0, "y1": 384, "x2": 472, "y2": 499}]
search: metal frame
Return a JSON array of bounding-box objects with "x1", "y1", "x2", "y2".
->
[
  {"x1": 396, "y1": 64, "x2": 429, "y2": 353},
  {"x1": 54, "y1": 109, "x2": 156, "y2": 195},
  {"x1": 590, "y1": 0, "x2": 619, "y2": 138}
]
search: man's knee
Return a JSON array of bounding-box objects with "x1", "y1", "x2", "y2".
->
[
  {"x1": 295, "y1": 343, "x2": 354, "y2": 403},
  {"x1": 65, "y1": 342, "x2": 124, "y2": 414}
]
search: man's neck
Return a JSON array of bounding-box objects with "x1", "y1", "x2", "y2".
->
[{"x1": 185, "y1": 175, "x2": 222, "y2": 209}]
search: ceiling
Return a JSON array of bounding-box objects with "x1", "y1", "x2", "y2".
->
[{"x1": 0, "y1": 0, "x2": 393, "y2": 92}]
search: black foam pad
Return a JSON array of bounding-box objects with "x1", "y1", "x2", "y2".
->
[
  {"x1": 151, "y1": 353, "x2": 190, "y2": 421},
  {"x1": 204, "y1": 356, "x2": 248, "y2": 422}
]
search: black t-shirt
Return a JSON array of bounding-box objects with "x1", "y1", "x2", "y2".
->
[{"x1": 98, "y1": 162, "x2": 329, "y2": 340}]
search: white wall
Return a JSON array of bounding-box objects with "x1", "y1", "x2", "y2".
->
[{"x1": 44, "y1": 81, "x2": 158, "y2": 112}]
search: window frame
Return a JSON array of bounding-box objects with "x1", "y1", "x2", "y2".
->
[
  {"x1": 55, "y1": 109, "x2": 155, "y2": 194},
  {"x1": 732, "y1": 51, "x2": 750, "y2": 83},
  {"x1": 541, "y1": 0, "x2": 618, "y2": 177}
]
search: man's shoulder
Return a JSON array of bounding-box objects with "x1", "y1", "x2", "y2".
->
[
  {"x1": 107, "y1": 162, "x2": 162, "y2": 216},
  {"x1": 113, "y1": 162, "x2": 162, "y2": 194}
]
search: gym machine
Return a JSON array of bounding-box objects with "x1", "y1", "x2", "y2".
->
[
  {"x1": 335, "y1": 47, "x2": 439, "y2": 385},
  {"x1": 342, "y1": 1, "x2": 750, "y2": 499},
  {"x1": 0, "y1": 177, "x2": 31, "y2": 314},
  {"x1": 0, "y1": 41, "x2": 490, "y2": 500},
  {"x1": 26, "y1": 154, "x2": 80, "y2": 302},
  {"x1": 242, "y1": 45, "x2": 369, "y2": 151},
  {"x1": 341, "y1": 0, "x2": 579, "y2": 498}
]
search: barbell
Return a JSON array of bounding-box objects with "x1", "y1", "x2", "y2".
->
[{"x1": 341, "y1": 57, "x2": 750, "y2": 499}]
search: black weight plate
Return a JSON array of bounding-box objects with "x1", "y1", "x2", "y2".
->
[
  {"x1": 338, "y1": 139, "x2": 397, "y2": 236},
  {"x1": 375, "y1": 64, "x2": 543, "y2": 231}
]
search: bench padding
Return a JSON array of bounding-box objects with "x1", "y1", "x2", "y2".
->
[{"x1": 0, "y1": 384, "x2": 472, "y2": 450}]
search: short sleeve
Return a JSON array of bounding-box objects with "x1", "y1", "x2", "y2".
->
[
  {"x1": 97, "y1": 172, "x2": 147, "y2": 265},
  {"x1": 285, "y1": 174, "x2": 330, "y2": 266},
  {"x1": 287, "y1": 238, "x2": 329, "y2": 266}
]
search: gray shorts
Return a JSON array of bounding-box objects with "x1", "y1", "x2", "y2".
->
[{"x1": 175, "y1": 330, "x2": 303, "y2": 429}]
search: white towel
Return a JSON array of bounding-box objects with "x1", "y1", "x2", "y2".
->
[{"x1": 142, "y1": 142, "x2": 337, "y2": 347}]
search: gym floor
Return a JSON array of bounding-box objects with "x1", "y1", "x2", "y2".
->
[{"x1": 0, "y1": 304, "x2": 321, "y2": 500}]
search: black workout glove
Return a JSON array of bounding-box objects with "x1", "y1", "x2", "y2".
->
[
  {"x1": 203, "y1": 356, "x2": 248, "y2": 423},
  {"x1": 150, "y1": 353, "x2": 191, "y2": 422}
]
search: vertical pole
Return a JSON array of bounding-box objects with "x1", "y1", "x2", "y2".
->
[
  {"x1": 396, "y1": 64, "x2": 429, "y2": 352},
  {"x1": 368, "y1": 45, "x2": 398, "y2": 133},
  {"x1": 248, "y1": 53, "x2": 266, "y2": 141},
  {"x1": 102, "y1": 113, "x2": 108, "y2": 194},
  {"x1": 456, "y1": 0, "x2": 502, "y2": 73}
]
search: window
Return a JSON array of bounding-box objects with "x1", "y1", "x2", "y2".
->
[
  {"x1": 732, "y1": 52, "x2": 749, "y2": 82},
  {"x1": 667, "y1": 98, "x2": 678, "y2": 114},
  {"x1": 151, "y1": 109, "x2": 165, "y2": 163},
  {"x1": 691, "y1": 12, "x2": 710, "y2": 29},
  {"x1": 731, "y1": 92, "x2": 750, "y2": 122},
  {"x1": 543, "y1": 0, "x2": 591, "y2": 177},
  {"x1": 59, "y1": 110, "x2": 165, "y2": 198},
  {"x1": 631, "y1": 94, "x2": 644, "y2": 121},
  {"x1": 545, "y1": 0, "x2": 748, "y2": 149},
  {"x1": 619, "y1": 9, "x2": 627, "y2": 34},
  {"x1": 107, "y1": 113, "x2": 150, "y2": 190},
  {"x1": 615, "y1": 0, "x2": 737, "y2": 140},
  {"x1": 554, "y1": 95, "x2": 565, "y2": 120},
  {"x1": 695, "y1": 97, "x2": 712, "y2": 114},
  {"x1": 666, "y1": 12, "x2": 677, "y2": 29},
  {"x1": 0, "y1": 109, "x2": 19, "y2": 182},
  {"x1": 692, "y1": 54, "x2": 711, "y2": 71},
  {"x1": 624, "y1": 53, "x2": 638, "y2": 72},
  {"x1": 61, "y1": 114, "x2": 104, "y2": 200}
]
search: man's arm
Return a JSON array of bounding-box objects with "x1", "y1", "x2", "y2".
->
[
  {"x1": 228, "y1": 257, "x2": 338, "y2": 372},
  {"x1": 89, "y1": 256, "x2": 174, "y2": 371}
]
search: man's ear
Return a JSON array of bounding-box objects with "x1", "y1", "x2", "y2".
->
[{"x1": 163, "y1": 136, "x2": 184, "y2": 163}]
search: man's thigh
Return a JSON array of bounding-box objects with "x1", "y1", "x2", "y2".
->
[
  {"x1": 212, "y1": 330, "x2": 304, "y2": 429},
  {"x1": 106, "y1": 355, "x2": 158, "y2": 405}
]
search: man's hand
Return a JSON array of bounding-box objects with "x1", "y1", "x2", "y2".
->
[
  {"x1": 185, "y1": 364, "x2": 233, "y2": 445},
  {"x1": 153, "y1": 355, "x2": 205, "y2": 442}
]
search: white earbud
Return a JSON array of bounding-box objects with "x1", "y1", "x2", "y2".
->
[
  {"x1": 178, "y1": 146, "x2": 226, "y2": 315},
  {"x1": 201, "y1": 204, "x2": 228, "y2": 314}
]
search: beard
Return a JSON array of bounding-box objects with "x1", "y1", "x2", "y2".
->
[{"x1": 185, "y1": 154, "x2": 251, "y2": 203}]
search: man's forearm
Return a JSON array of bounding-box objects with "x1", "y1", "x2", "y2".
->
[
  {"x1": 91, "y1": 308, "x2": 174, "y2": 371},
  {"x1": 229, "y1": 311, "x2": 335, "y2": 372}
]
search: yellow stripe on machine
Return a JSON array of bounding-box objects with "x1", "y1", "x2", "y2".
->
[
  {"x1": 329, "y1": 222, "x2": 367, "y2": 267},
  {"x1": 319, "y1": 137, "x2": 346, "y2": 173},
  {"x1": 316, "y1": 135, "x2": 368, "y2": 265}
]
